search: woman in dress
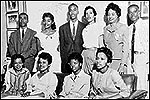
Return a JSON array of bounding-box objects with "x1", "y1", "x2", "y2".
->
[
  {"x1": 82, "y1": 6, "x2": 104, "y2": 75},
  {"x1": 103, "y1": 3, "x2": 129, "y2": 74},
  {"x1": 89, "y1": 47, "x2": 130, "y2": 99},
  {"x1": 34, "y1": 12, "x2": 61, "y2": 73}
]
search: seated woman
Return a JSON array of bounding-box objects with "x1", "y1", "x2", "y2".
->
[
  {"x1": 2, "y1": 54, "x2": 30, "y2": 97},
  {"x1": 58, "y1": 52, "x2": 91, "y2": 99},
  {"x1": 24, "y1": 52, "x2": 58, "y2": 99},
  {"x1": 89, "y1": 47, "x2": 130, "y2": 99}
]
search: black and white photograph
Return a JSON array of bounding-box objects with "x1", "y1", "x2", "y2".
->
[
  {"x1": 1, "y1": 1, "x2": 149, "y2": 99},
  {"x1": 5, "y1": 1, "x2": 19, "y2": 12},
  {"x1": 140, "y1": 1, "x2": 149, "y2": 18},
  {"x1": 6, "y1": 12, "x2": 18, "y2": 29}
]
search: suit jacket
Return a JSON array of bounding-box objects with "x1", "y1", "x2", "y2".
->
[
  {"x1": 7, "y1": 28, "x2": 37, "y2": 72},
  {"x1": 59, "y1": 21, "x2": 85, "y2": 59}
]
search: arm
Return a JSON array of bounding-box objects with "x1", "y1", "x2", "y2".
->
[
  {"x1": 21, "y1": 35, "x2": 37, "y2": 59},
  {"x1": 59, "y1": 26, "x2": 65, "y2": 56},
  {"x1": 98, "y1": 34, "x2": 105, "y2": 48},
  {"x1": 111, "y1": 71, "x2": 130, "y2": 98}
]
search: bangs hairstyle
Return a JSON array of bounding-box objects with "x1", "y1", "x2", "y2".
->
[
  {"x1": 68, "y1": 52, "x2": 83, "y2": 64},
  {"x1": 38, "y1": 52, "x2": 52, "y2": 65},
  {"x1": 105, "y1": 2, "x2": 121, "y2": 18}
]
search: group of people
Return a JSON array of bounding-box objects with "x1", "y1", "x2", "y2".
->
[{"x1": 1, "y1": 2, "x2": 149, "y2": 99}]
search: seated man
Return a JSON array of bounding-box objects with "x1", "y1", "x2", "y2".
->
[
  {"x1": 89, "y1": 47, "x2": 130, "y2": 99},
  {"x1": 1, "y1": 54, "x2": 30, "y2": 97},
  {"x1": 58, "y1": 52, "x2": 91, "y2": 99},
  {"x1": 24, "y1": 52, "x2": 58, "y2": 99}
]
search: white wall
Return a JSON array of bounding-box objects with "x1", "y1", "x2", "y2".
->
[{"x1": 26, "y1": 1, "x2": 129, "y2": 34}]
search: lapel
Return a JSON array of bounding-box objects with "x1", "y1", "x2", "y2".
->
[{"x1": 67, "y1": 21, "x2": 74, "y2": 41}]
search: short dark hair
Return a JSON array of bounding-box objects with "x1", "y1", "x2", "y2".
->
[
  {"x1": 68, "y1": 3, "x2": 78, "y2": 10},
  {"x1": 11, "y1": 54, "x2": 25, "y2": 68},
  {"x1": 96, "y1": 47, "x2": 113, "y2": 63},
  {"x1": 68, "y1": 52, "x2": 83, "y2": 68},
  {"x1": 84, "y1": 6, "x2": 97, "y2": 17},
  {"x1": 19, "y1": 12, "x2": 28, "y2": 20},
  {"x1": 42, "y1": 12, "x2": 56, "y2": 30},
  {"x1": 38, "y1": 52, "x2": 52, "y2": 65},
  {"x1": 105, "y1": 2, "x2": 121, "y2": 18},
  {"x1": 127, "y1": 4, "x2": 139, "y2": 13}
]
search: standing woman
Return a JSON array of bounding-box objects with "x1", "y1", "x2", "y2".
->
[
  {"x1": 34, "y1": 12, "x2": 61, "y2": 72},
  {"x1": 82, "y1": 6, "x2": 104, "y2": 75},
  {"x1": 103, "y1": 3, "x2": 129, "y2": 74}
]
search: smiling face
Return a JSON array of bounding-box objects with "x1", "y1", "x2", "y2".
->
[
  {"x1": 128, "y1": 6, "x2": 140, "y2": 23},
  {"x1": 38, "y1": 58, "x2": 50, "y2": 72},
  {"x1": 69, "y1": 59, "x2": 81, "y2": 74},
  {"x1": 107, "y1": 9, "x2": 118, "y2": 24},
  {"x1": 96, "y1": 52, "x2": 108, "y2": 70},
  {"x1": 19, "y1": 14, "x2": 28, "y2": 28},
  {"x1": 68, "y1": 5, "x2": 79, "y2": 21},
  {"x1": 85, "y1": 8, "x2": 95, "y2": 23},
  {"x1": 43, "y1": 17, "x2": 53, "y2": 29},
  {"x1": 14, "y1": 58, "x2": 23, "y2": 71}
]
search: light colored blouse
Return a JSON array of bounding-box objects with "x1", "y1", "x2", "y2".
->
[
  {"x1": 34, "y1": 31, "x2": 61, "y2": 72},
  {"x1": 26, "y1": 71, "x2": 58, "y2": 98},
  {"x1": 59, "y1": 70, "x2": 91, "y2": 98},
  {"x1": 82, "y1": 22, "x2": 104, "y2": 48},
  {"x1": 90, "y1": 68, "x2": 130, "y2": 99}
]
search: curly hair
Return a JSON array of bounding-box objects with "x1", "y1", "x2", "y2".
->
[
  {"x1": 38, "y1": 52, "x2": 52, "y2": 65},
  {"x1": 84, "y1": 6, "x2": 97, "y2": 17},
  {"x1": 41, "y1": 12, "x2": 56, "y2": 30},
  {"x1": 105, "y1": 2, "x2": 121, "y2": 18},
  {"x1": 96, "y1": 47, "x2": 113, "y2": 63},
  {"x1": 11, "y1": 54, "x2": 25, "y2": 68}
]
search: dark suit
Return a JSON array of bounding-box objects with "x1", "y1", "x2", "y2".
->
[
  {"x1": 59, "y1": 21, "x2": 85, "y2": 74},
  {"x1": 7, "y1": 28, "x2": 37, "y2": 73}
]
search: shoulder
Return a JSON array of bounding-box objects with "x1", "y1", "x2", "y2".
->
[
  {"x1": 59, "y1": 22, "x2": 69, "y2": 29},
  {"x1": 27, "y1": 28, "x2": 37, "y2": 35},
  {"x1": 118, "y1": 22, "x2": 128, "y2": 30},
  {"x1": 78, "y1": 21, "x2": 86, "y2": 28}
]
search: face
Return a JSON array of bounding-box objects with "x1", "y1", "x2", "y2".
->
[
  {"x1": 85, "y1": 8, "x2": 95, "y2": 23},
  {"x1": 38, "y1": 58, "x2": 50, "y2": 72},
  {"x1": 69, "y1": 59, "x2": 81, "y2": 73},
  {"x1": 14, "y1": 58, "x2": 23, "y2": 71},
  {"x1": 43, "y1": 17, "x2": 52, "y2": 29},
  {"x1": 19, "y1": 14, "x2": 28, "y2": 27},
  {"x1": 68, "y1": 5, "x2": 79, "y2": 20},
  {"x1": 107, "y1": 9, "x2": 118, "y2": 24},
  {"x1": 128, "y1": 6, "x2": 139, "y2": 22},
  {"x1": 96, "y1": 52, "x2": 108, "y2": 70}
]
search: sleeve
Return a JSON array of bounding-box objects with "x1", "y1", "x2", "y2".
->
[
  {"x1": 4, "y1": 70, "x2": 11, "y2": 92},
  {"x1": 103, "y1": 26, "x2": 110, "y2": 47},
  {"x1": 59, "y1": 76, "x2": 67, "y2": 98},
  {"x1": 111, "y1": 70, "x2": 130, "y2": 98},
  {"x1": 121, "y1": 26, "x2": 129, "y2": 65},
  {"x1": 59, "y1": 26, "x2": 65, "y2": 57},
  {"x1": 21, "y1": 33, "x2": 37, "y2": 59},
  {"x1": 98, "y1": 34, "x2": 105, "y2": 48},
  {"x1": 7, "y1": 32, "x2": 16, "y2": 57}
]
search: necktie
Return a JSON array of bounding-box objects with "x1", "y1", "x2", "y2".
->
[
  {"x1": 73, "y1": 24, "x2": 75, "y2": 40},
  {"x1": 22, "y1": 29, "x2": 24, "y2": 39},
  {"x1": 131, "y1": 24, "x2": 136, "y2": 64}
]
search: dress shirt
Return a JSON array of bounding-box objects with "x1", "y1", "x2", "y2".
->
[
  {"x1": 59, "y1": 70, "x2": 91, "y2": 98},
  {"x1": 20, "y1": 27, "x2": 27, "y2": 40},
  {"x1": 70, "y1": 20, "x2": 78, "y2": 37}
]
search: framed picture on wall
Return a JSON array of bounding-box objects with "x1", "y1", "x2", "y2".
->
[
  {"x1": 5, "y1": 1, "x2": 19, "y2": 12},
  {"x1": 140, "y1": 1, "x2": 149, "y2": 18},
  {"x1": 6, "y1": 12, "x2": 19, "y2": 29},
  {"x1": 6, "y1": 29, "x2": 17, "y2": 44}
]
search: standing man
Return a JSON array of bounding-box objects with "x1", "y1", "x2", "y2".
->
[
  {"x1": 127, "y1": 4, "x2": 149, "y2": 92},
  {"x1": 7, "y1": 13, "x2": 38, "y2": 73},
  {"x1": 59, "y1": 3, "x2": 86, "y2": 74}
]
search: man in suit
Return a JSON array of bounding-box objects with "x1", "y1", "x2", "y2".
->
[
  {"x1": 7, "y1": 13, "x2": 38, "y2": 73},
  {"x1": 59, "y1": 3, "x2": 86, "y2": 74}
]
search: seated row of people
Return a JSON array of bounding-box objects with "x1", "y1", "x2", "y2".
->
[{"x1": 1, "y1": 47, "x2": 130, "y2": 99}]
